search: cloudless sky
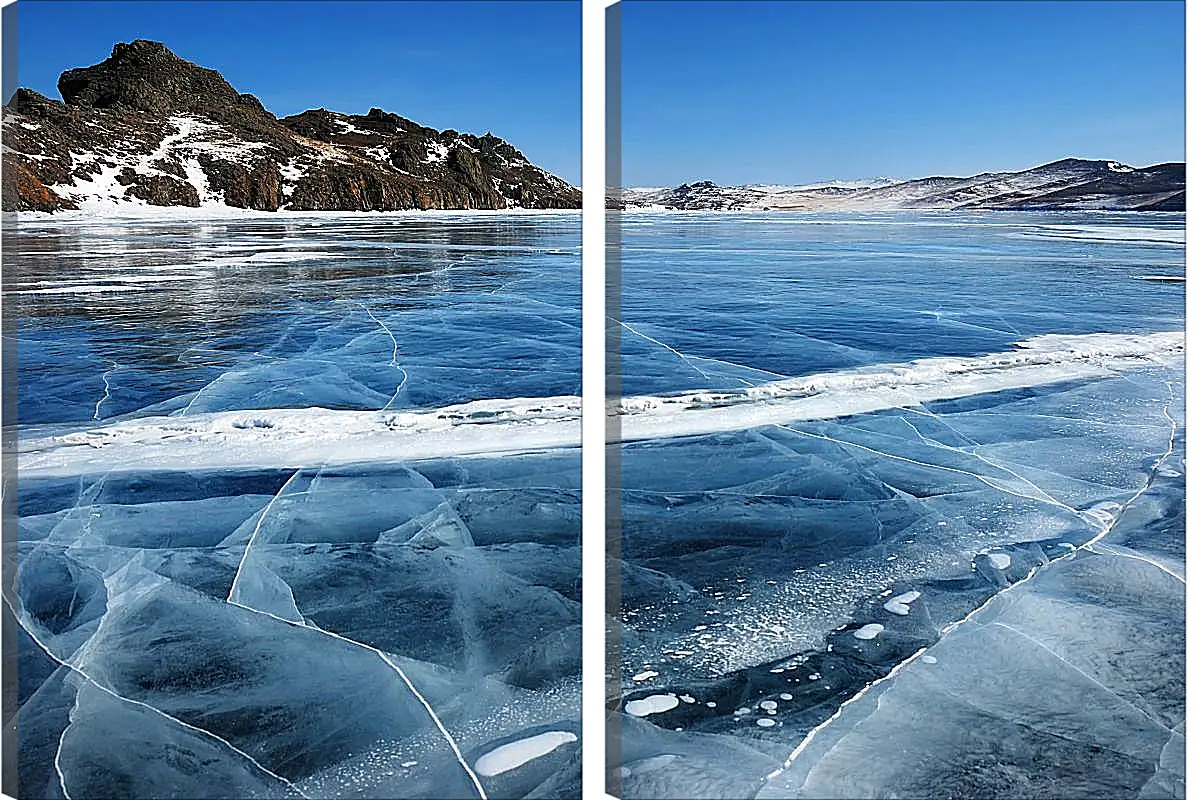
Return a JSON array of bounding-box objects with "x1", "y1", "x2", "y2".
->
[
  {"x1": 16, "y1": 1, "x2": 580, "y2": 183},
  {"x1": 621, "y1": 1, "x2": 1184, "y2": 186}
]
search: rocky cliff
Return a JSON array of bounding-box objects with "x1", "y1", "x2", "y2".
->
[
  {"x1": 618, "y1": 159, "x2": 1184, "y2": 211},
  {"x1": 3, "y1": 40, "x2": 580, "y2": 212}
]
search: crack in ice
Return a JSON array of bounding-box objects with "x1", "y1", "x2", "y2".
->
[
  {"x1": 1142, "y1": 728, "x2": 1186, "y2": 792},
  {"x1": 178, "y1": 377, "x2": 216, "y2": 416},
  {"x1": 4, "y1": 594, "x2": 306, "y2": 797},
  {"x1": 227, "y1": 600, "x2": 489, "y2": 800},
  {"x1": 902, "y1": 665, "x2": 1169, "y2": 762},
  {"x1": 93, "y1": 361, "x2": 119, "y2": 421},
  {"x1": 1079, "y1": 381, "x2": 1178, "y2": 555},
  {"x1": 895, "y1": 413, "x2": 1088, "y2": 519},
  {"x1": 926, "y1": 310, "x2": 1020, "y2": 337},
  {"x1": 360, "y1": 303, "x2": 399, "y2": 367},
  {"x1": 360, "y1": 303, "x2": 410, "y2": 411},
  {"x1": 380, "y1": 367, "x2": 410, "y2": 412},
  {"x1": 991, "y1": 621, "x2": 1179, "y2": 734},
  {"x1": 1088, "y1": 543, "x2": 1186, "y2": 584},
  {"x1": 958, "y1": 410, "x2": 1163, "y2": 430},
  {"x1": 764, "y1": 384, "x2": 1181, "y2": 788},
  {"x1": 227, "y1": 469, "x2": 303, "y2": 603},
  {"x1": 687, "y1": 354, "x2": 789, "y2": 381},
  {"x1": 615, "y1": 319, "x2": 721, "y2": 384},
  {"x1": 54, "y1": 694, "x2": 77, "y2": 800},
  {"x1": 774, "y1": 424, "x2": 1090, "y2": 521},
  {"x1": 763, "y1": 644, "x2": 932, "y2": 782}
]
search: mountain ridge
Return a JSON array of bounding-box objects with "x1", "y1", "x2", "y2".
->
[
  {"x1": 616, "y1": 158, "x2": 1184, "y2": 211},
  {"x1": 4, "y1": 40, "x2": 581, "y2": 213}
]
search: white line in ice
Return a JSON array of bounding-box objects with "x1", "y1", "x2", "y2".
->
[
  {"x1": 1079, "y1": 381, "x2": 1178, "y2": 554},
  {"x1": 54, "y1": 698, "x2": 76, "y2": 800},
  {"x1": 763, "y1": 643, "x2": 930, "y2": 781},
  {"x1": 381, "y1": 367, "x2": 410, "y2": 412},
  {"x1": 361, "y1": 303, "x2": 400, "y2": 367},
  {"x1": 614, "y1": 319, "x2": 720, "y2": 383},
  {"x1": 895, "y1": 414, "x2": 1084, "y2": 518},
  {"x1": 178, "y1": 379, "x2": 215, "y2": 416},
  {"x1": 93, "y1": 361, "x2": 119, "y2": 421},
  {"x1": 227, "y1": 600, "x2": 489, "y2": 799},
  {"x1": 774, "y1": 424, "x2": 1089, "y2": 521},
  {"x1": 992, "y1": 621, "x2": 1178, "y2": 733},
  {"x1": 227, "y1": 469, "x2": 302, "y2": 602},
  {"x1": 4, "y1": 595, "x2": 306, "y2": 797},
  {"x1": 361, "y1": 303, "x2": 408, "y2": 410},
  {"x1": 1088, "y1": 543, "x2": 1186, "y2": 584}
]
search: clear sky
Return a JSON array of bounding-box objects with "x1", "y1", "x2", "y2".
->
[
  {"x1": 15, "y1": 0, "x2": 581, "y2": 184},
  {"x1": 620, "y1": 0, "x2": 1185, "y2": 187}
]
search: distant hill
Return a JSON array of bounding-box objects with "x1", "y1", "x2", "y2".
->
[
  {"x1": 617, "y1": 159, "x2": 1183, "y2": 211},
  {"x1": 4, "y1": 40, "x2": 581, "y2": 213}
]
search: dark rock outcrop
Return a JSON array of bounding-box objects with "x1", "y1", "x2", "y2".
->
[
  {"x1": 4, "y1": 40, "x2": 580, "y2": 212},
  {"x1": 57, "y1": 40, "x2": 268, "y2": 124},
  {"x1": 120, "y1": 172, "x2": 200, "y2": 207}
]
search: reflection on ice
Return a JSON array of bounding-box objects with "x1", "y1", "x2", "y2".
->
[{"x1": 9, "y1": 214, "x2": 580, "y2": 426}]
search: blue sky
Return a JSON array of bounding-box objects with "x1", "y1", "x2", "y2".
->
[
  {"x1": 621, "y1": 1, "x2": 1185, "y2": 186},
  {"x1": 16, "y1": 1, "x2": 580, "y2": 183}
]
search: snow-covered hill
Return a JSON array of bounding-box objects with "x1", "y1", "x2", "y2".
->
[{"x1": 617, "y1": 160, "x2": 1183, "y2": 212}]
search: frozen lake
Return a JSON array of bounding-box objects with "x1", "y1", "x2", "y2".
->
[
  {"x1": 13, "y1": 213, "x2": 581, "y2": 425},
  {"x1": 10, "y1": 213, "x2": 582, "y2": 799},
  {"x1": 612, "y1": 212, "x2": 1185, "y2": 799}
]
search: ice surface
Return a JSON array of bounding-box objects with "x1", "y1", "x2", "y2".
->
[
  {"x1": 12, "y1": 215, "x2": 582, "y2": 799},
  {"x1": 759, "y1": 481, "x2": 1185, "y2": 798},
  {"x1": 613, "y1": 212, "x2": 1185, "y2": 799},
  {"x1": 13, "y1": 453, "x2": 584, "y2": 798},
  {"x1": 617, "y1": 211, "x2": 1184, "y2": 397}
]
